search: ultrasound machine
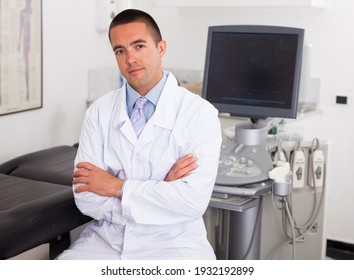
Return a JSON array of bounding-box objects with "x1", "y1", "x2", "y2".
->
[{"x1": 201, "y1": 25, "x2": 305, "y2": 259}]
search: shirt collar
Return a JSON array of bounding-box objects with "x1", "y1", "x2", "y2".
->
[{"x1": 126, "y1": 71, "x2": 168, "y2": 112}]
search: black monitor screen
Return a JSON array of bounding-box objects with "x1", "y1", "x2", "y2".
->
[{"x1": 202, "y1": 25, "x2": 304, "y2": 120}]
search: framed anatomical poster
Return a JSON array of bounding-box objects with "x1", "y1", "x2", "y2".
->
[{"x1": 0, "y1": 0, "x2": 42, "y2": 116}]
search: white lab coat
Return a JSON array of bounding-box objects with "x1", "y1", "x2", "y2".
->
[{"x1": 59, "y1": 73, "x2": 222, "y2": 260}]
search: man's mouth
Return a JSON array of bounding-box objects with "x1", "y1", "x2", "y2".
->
[{"x1": 128, "y1": 68, "x2": 143, "y2": 74}]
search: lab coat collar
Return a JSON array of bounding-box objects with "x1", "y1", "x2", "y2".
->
[
  {"x1": 112, "y1": 73, "x2": 179, "y2": 145},
  {"x1": 114, "y1": 83, "x2": 129, "y2": 124},
  {"x1": 113, "y1": 84, "x2": 137, "y2": 144},
  {"x1": 149, "y1": 72, "x2": 178, "y2": 130}
]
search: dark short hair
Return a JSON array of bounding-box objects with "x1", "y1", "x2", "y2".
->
[{"x1": 108, "y1": 9, "x2": 162, "y2": 45}]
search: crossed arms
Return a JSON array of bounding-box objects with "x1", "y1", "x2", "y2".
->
[{"x1": 73, "y1": 153, "x2": 198, "y2": 198}]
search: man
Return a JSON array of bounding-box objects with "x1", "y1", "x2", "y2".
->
[{"x1": 58, "y1": 9, "x2": 221, "y2": 260}]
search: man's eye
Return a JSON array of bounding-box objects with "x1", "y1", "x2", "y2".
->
[
  {"x1": 115, "y1": 49, "x2": 124, "y2": 55},
  {"x1": 136, "y1": 44, "x2": 145, "y2": 49}
]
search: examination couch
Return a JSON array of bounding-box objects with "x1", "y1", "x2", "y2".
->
[{"x1": 0, "y1": 145, "x2": 91, "y2": 259}]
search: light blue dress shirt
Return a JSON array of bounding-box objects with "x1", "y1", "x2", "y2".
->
[{"x1": 126, "y1": 71, "x2": 168, "y2": 121}]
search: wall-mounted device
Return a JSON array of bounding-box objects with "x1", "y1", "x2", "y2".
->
[
  {"x1": 202, "y1": 25, "x2": 304, "y2": 187},
  {"x1": 94, "y1": 0, "x2": 131, "y2": 32}
]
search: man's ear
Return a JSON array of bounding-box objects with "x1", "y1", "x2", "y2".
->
[{"x1": 158, "y1": 40, "x2": 167, "y2": 57}]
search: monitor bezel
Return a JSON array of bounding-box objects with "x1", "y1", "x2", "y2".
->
[{"x1": 202, "y1": 25, "x2": 304, "y2": 120}]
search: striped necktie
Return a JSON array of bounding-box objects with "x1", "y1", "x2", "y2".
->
[{"x1": 130, "y1": 97, "x2": 148, "y2": 138}]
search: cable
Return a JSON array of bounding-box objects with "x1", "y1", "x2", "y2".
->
[
  {"x1": 285, "y1": 197, "x2": 296, "y2": 259},
  {"x1": 269, "y1": 137, "x2": 326, "y2": 260},
  {"x1": 269, "y1": 194, "x2": 298, "y2": 260},
  {"x1": 275, "y1": 138, "x2": 287, "y2": 162},
  {"x1": 288, "y1": 138, "x2": 323, "y2": 233},
  {"x1": 293, "y1": 138, "x2": 325, "y2": 231}
]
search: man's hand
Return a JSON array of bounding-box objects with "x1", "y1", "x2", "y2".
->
[
  {"x1": 73, "y1": 162, "x2": 123, "y2": 198},
  {"x1": 164, "y1": 153, "x2": 198, "y2": 182}
]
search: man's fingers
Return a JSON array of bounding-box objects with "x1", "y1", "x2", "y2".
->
[
  {"x1": 164, "y1": 154, "x2": 199, "y2": 182},
  {"x1": 73, "y1": 175, "x2": 89, "y2": 185},
  {"x1": 76, "y1": 161, "x2": 96, "y2": 171},
  {"x1": 72, "y1": 168, "x2": 90, "y2": 178},
  {"x1": 174, "y1": 154, "x2": 197, "y2": 169},
  {"x1": 174, "y1": 162, "x2": 198, "y2": 178},
  {"x1": 74, "y1": 184, "x2": 89, "y2": 193}
]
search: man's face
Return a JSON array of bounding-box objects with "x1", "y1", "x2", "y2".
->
[{"x1": 110, "y1": 22, "x2": 166, "y2": 95}]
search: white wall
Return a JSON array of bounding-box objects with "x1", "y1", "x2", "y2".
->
[
  {"x1": 0, "y1": 0, "x2": 116, "y2": 162},
  {"x1": 0, "y1": 0, "x2": 353, "y2": 244}
]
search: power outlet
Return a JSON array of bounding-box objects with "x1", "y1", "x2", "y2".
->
[
  {"x1": 336, "y1": 95, "x2": 348, "y2": 105},
  {"x1": 333, "y1": 93, "x2": 351, "y2": 107},
  {"x1": 309, "y1": 222, "x2": 318, "y2": 234}
]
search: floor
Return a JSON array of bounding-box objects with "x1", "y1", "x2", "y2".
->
[{"x1": 326, "y1": 240, "x2": 354, "y2": 260}]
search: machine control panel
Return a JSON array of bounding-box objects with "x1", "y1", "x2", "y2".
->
[{"x1": 216, "y1": 141, "x2": 273, "y2": 186}]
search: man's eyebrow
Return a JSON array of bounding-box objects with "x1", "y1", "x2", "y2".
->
[
  {"x1": 113, "y1": 45, "x2": 124, "y2": 52},
  {"x1": 112, "y1": 39, "x2": 147, "y2": 52},
  {"x1": 130, "y1": 39, "x2": 147, "y2": 45}
]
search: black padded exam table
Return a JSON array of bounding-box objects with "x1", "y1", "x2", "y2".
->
[{"x1": 0, "y1": 145, "x2": 91, "y2": 259}]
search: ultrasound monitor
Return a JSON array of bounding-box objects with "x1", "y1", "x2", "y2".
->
[{"x1": 202, "y1": 25, "x2": 304, "y2": 122}]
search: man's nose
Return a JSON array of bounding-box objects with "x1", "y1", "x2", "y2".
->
[{"x1": 126, "y1": 50, "x2": 137, "y2": 64}]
